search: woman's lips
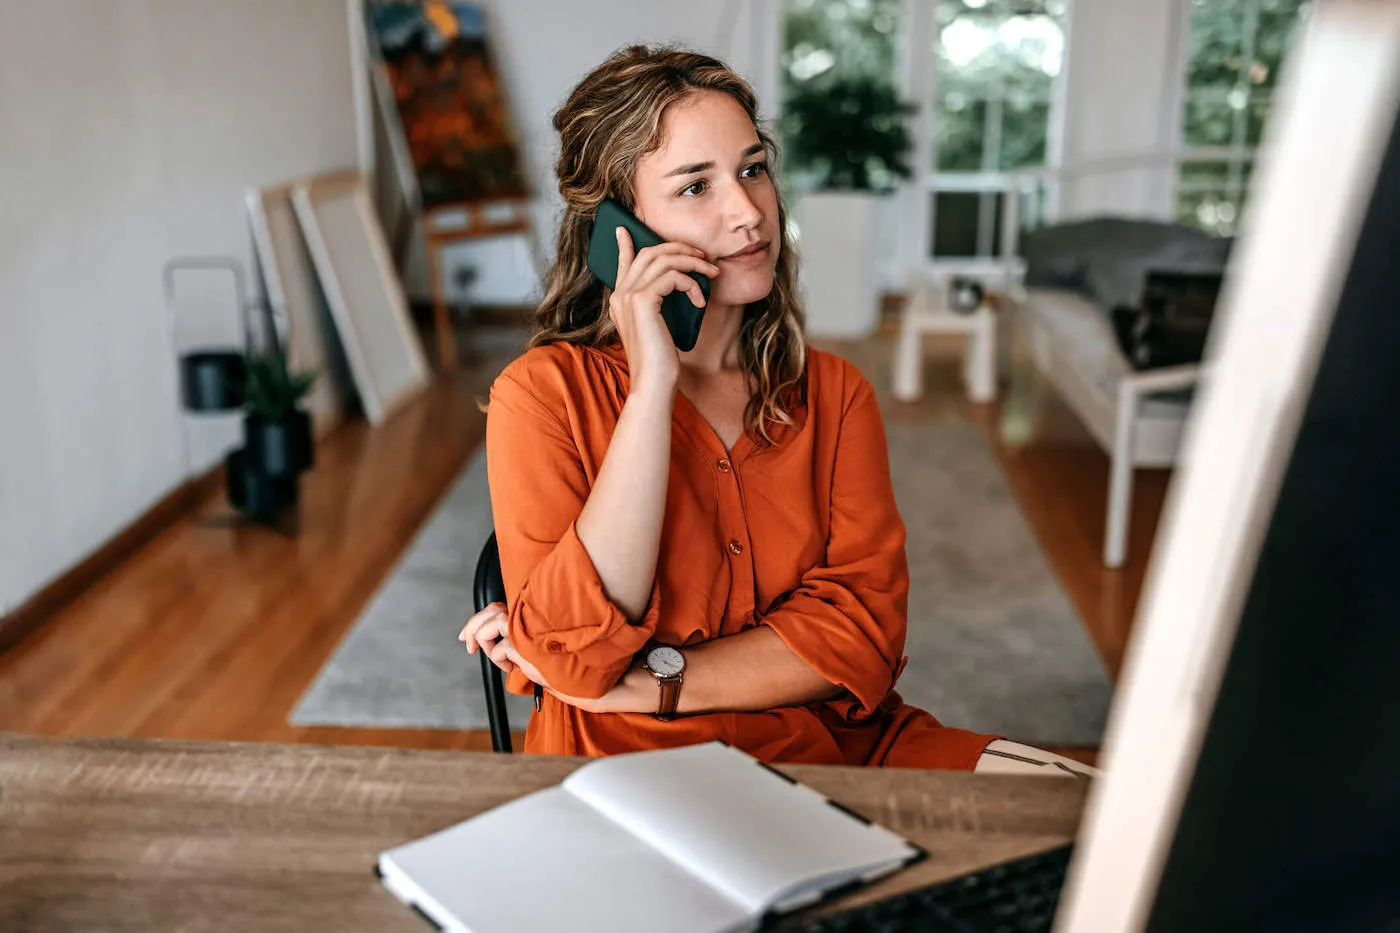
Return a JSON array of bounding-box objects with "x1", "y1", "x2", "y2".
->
[{"x1": 719, "y1": 242, "x2": 770, "y2": 266}]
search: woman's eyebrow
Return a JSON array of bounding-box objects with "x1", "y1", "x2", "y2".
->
[{"x1": 664, "y1": 142, "x2": 766, "y2": 178}]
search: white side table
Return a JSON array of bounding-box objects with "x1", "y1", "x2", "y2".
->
[{"x1": 893, "y1": 278, "x2": 998, "y2": 403}]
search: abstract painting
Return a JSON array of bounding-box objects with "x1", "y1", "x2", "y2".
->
[{"x1": 367, "y1": 1, "x2": 529, "y2": 208}]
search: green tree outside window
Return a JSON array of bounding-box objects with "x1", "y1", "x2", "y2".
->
[{"x1": 1177, "y1": 0, "x2": 1311, "y2": 235}]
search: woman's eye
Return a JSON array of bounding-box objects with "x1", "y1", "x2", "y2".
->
[{"x1": 681, "y1": 163, "x2": 767, "y2": 197}]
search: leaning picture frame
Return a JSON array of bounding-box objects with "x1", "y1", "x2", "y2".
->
[
  {"x1": 246, "y1": 176, "x2": 355, "y2": 436},
  {"x1": 291, "y1": 171, "x2": 430, "y2": 426}
]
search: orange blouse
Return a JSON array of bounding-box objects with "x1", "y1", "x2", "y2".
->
[{"x1": 484, "y1": 339, "x2": 997, "y2": 770}]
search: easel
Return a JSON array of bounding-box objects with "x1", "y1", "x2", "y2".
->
[{"x1": 420, "y1": 195, "x2": 534, "y2": 371}]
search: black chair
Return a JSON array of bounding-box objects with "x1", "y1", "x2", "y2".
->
[{"x1": 472, "y1": 532, "x2": 515, "y2": 753}]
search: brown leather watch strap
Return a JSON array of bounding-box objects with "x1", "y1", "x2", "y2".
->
[{"x1": 655, "y1": 675, "x2": 682, "y2": 721}]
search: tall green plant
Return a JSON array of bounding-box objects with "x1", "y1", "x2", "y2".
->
[{"x1": 781, "y1": 75, "x2": 916, "y2": 192}]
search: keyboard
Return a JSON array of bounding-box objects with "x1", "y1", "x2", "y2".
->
[{"x1": 781, "y1": 843, "x2": 1074, "y2": 933}]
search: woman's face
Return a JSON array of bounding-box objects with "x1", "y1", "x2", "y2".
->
[{"x1": 631, "y1": 90, "x2": 781, "y2": 309}]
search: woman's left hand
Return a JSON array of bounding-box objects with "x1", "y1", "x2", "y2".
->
[
  {"x1": 460, "y1": 606, "x2": 652, "y2": 714},
  {"x1": 458, "y1": 603, "x2": 546, "y2": 684}
]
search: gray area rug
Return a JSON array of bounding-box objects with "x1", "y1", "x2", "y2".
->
[
  {"x1": 290, "y1": 448, "x2": 536, "y2": 731},
  {"x1": 291, "y1": 427, "x2": 1111, "y2": 746},
  {"x1": 886, "y1": 425, "x2": 1111, "y2": 744}
]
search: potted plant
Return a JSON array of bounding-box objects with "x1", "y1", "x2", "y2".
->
[
  {"x1": 241, "y1": 351, "x2": 317, "y2": 478},
  {"x1": 782, "y1": 75, "x2": 916, "y2": 337},
  {"x1": 225, "y1": 447, "x2": 299, "y2": 522}
]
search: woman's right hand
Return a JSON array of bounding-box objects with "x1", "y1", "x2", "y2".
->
[{"x1": 609, "y1": 226, "x2": 719, "y2": 395}]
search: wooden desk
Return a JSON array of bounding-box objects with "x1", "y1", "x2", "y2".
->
[{"x1": 0, "y1": 734, "x2": 1087, "y2": 931}]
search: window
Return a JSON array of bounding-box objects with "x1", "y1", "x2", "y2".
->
[
  {"x1": 778, "y1": 0, "x2": 1065, "y2": 264},
  {"x1": 934, "y1": 0, "x2": 1065, "y2": 172},
  {"x1": 1176, "y1": 0, "x2": 1312, "y2": 235},
  {"x1": 931, "y1": 0, "x2": 1066, "y2": 258},
  {"x1": 779, "y1": 0, "x2": 903, "y2": 195}
]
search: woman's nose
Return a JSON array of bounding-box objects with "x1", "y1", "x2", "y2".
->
[{"x1": 724, "y1": 183, "x2": 762, "y2": 229}]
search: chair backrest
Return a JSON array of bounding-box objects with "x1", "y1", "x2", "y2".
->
[{"x1": 471, "y1": 532, "x2": 514, "y2": 753}]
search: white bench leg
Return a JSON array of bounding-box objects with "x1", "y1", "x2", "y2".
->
[
  {"x1": 893, "y1": 307, "x2": 924, "y2": 401},
  {"x1": 1104, "y1": 384, "x2": 1138, "y2": 568},
  {"x1": 965, "y1": 308, "x2": 997, "y2": 403}
]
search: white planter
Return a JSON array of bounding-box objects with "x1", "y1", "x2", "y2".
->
[{"x1": 795, "y1": 190, "x2": 884, "y2": 338}]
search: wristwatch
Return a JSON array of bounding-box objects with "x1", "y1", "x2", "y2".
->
[{"x1": 642, "y1": 644, "x2": 686, "y2": 721}]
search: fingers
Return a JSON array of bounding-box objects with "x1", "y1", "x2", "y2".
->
[
  {"x1": 458, "y1": 608, "x2": 491, "y2": 652},
  {"x1": 618, "y1": 255, "x2": 716, "y2": 316},
  {"x1": 457, "y1": 612, "x2": 483, "y2": 650},
  {"x1": 664, "y1": 270, "x2": 708, "y2": 309},
  {"x1": 614, "y1": 226, "x2": 634, "y2": 286},
  {"x1": 459, "y1": 611, "x2": 545, "y2": 683},
  {"x1": 498, "y1": 639, "x2": 546, "y2": 688},
  {"x1": 632, "y1": 253, "x2": 720, "y2": 293},
  {"x1": 457, "y1": 603, "x2": 507, "y2": 654},
  {"x1": 473, "y1": 616, "x2": 507, "y2": 653},
  {"x1": 486, "y1": 635, "x2": 520, "y2": 675},
  {"x1": 619, "y1": 240, "x2": 717, "y2": 291}
]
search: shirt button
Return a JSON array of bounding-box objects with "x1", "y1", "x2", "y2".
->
[
  {"x1": 546, "y1": 639, "x2": 563, "y2": 654},
  {"x1": 716, "y1": 458, "x2": 731, "y2": 473},
  {"x1": 727, "y1": 539, "x2": 744, "y2": 556}
]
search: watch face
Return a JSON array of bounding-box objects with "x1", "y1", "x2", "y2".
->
[{"x1": 647, "y1": 646, "x2": 685, "y2": 677}]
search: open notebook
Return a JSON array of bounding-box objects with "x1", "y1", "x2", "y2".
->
[{"x1": 376, "y1": 741, "x2": 924, "y2": 933}]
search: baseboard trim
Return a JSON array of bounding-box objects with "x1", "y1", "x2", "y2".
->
[{"x1": 0, "y1": 464, "x2": 226, "y2": 656}]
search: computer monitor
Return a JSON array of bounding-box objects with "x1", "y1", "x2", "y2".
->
[{"x1": 1057, "y1": 5, "x2": 1400, "y2": 931}]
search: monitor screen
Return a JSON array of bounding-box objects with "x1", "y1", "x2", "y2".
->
[{"x1": 1145, "y1": 83, "x2": 1400, "y2": 933}]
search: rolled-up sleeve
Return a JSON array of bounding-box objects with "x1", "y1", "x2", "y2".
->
[
  {"x1": 760, "y1": 377, "x2": 909, "y2": 722},
  {"x1": 485, "y1": 371, "x2": 662, "y2": 699}
]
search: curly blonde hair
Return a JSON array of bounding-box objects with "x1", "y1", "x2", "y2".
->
[{"x1": 516, "y1": 43, "x2": 808, "y2": 447}]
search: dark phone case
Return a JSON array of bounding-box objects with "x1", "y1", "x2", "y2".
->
[{"x1": 585, "y1": 198, "x2": 710, "y2": 351}]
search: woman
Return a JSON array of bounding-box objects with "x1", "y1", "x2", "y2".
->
[{"x1": 460, "y1": 45, "x2": 1090, "y2": 776}]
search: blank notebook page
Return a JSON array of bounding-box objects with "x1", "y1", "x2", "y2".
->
[
  {"x1": 563, "y1": 742, "x2": 917, "y2": 914},
  {"x1": 381, "y1": 786, "x2": 748, "y2": 933}
]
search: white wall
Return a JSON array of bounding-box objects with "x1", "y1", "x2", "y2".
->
[
  {"x1": 391, "y1": 0, "x2": 776, "y2": 306},
  {"x1": 0, "y1": 0, "x2": 358, "y2": 615},
  {"x1": 1056, "y1": 0, "x2": 1188, "y2": 220}
]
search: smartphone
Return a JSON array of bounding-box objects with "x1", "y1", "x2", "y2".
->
[{"x1": 586, "y1": 197, "x2": 710, "y2": 352}]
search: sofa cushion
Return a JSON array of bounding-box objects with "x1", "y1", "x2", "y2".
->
[{"x1": 1024, "y1": 288, "x2": 1193, "y2": 417}]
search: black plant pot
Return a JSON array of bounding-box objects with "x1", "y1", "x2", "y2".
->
[
  {"x1": 180, "y1": 350, "x2": 245, "y2": 412},
  {"x1": 226, "y1": 448, "x2": 298, "y2": 521},
  {"x1": 243, "y1": 409, "x2": 314, "y2": 477}
]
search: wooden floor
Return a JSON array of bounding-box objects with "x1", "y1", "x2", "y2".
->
[{"x1": 0, "y1": 318, "x2": 1170, "y2": 767}]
